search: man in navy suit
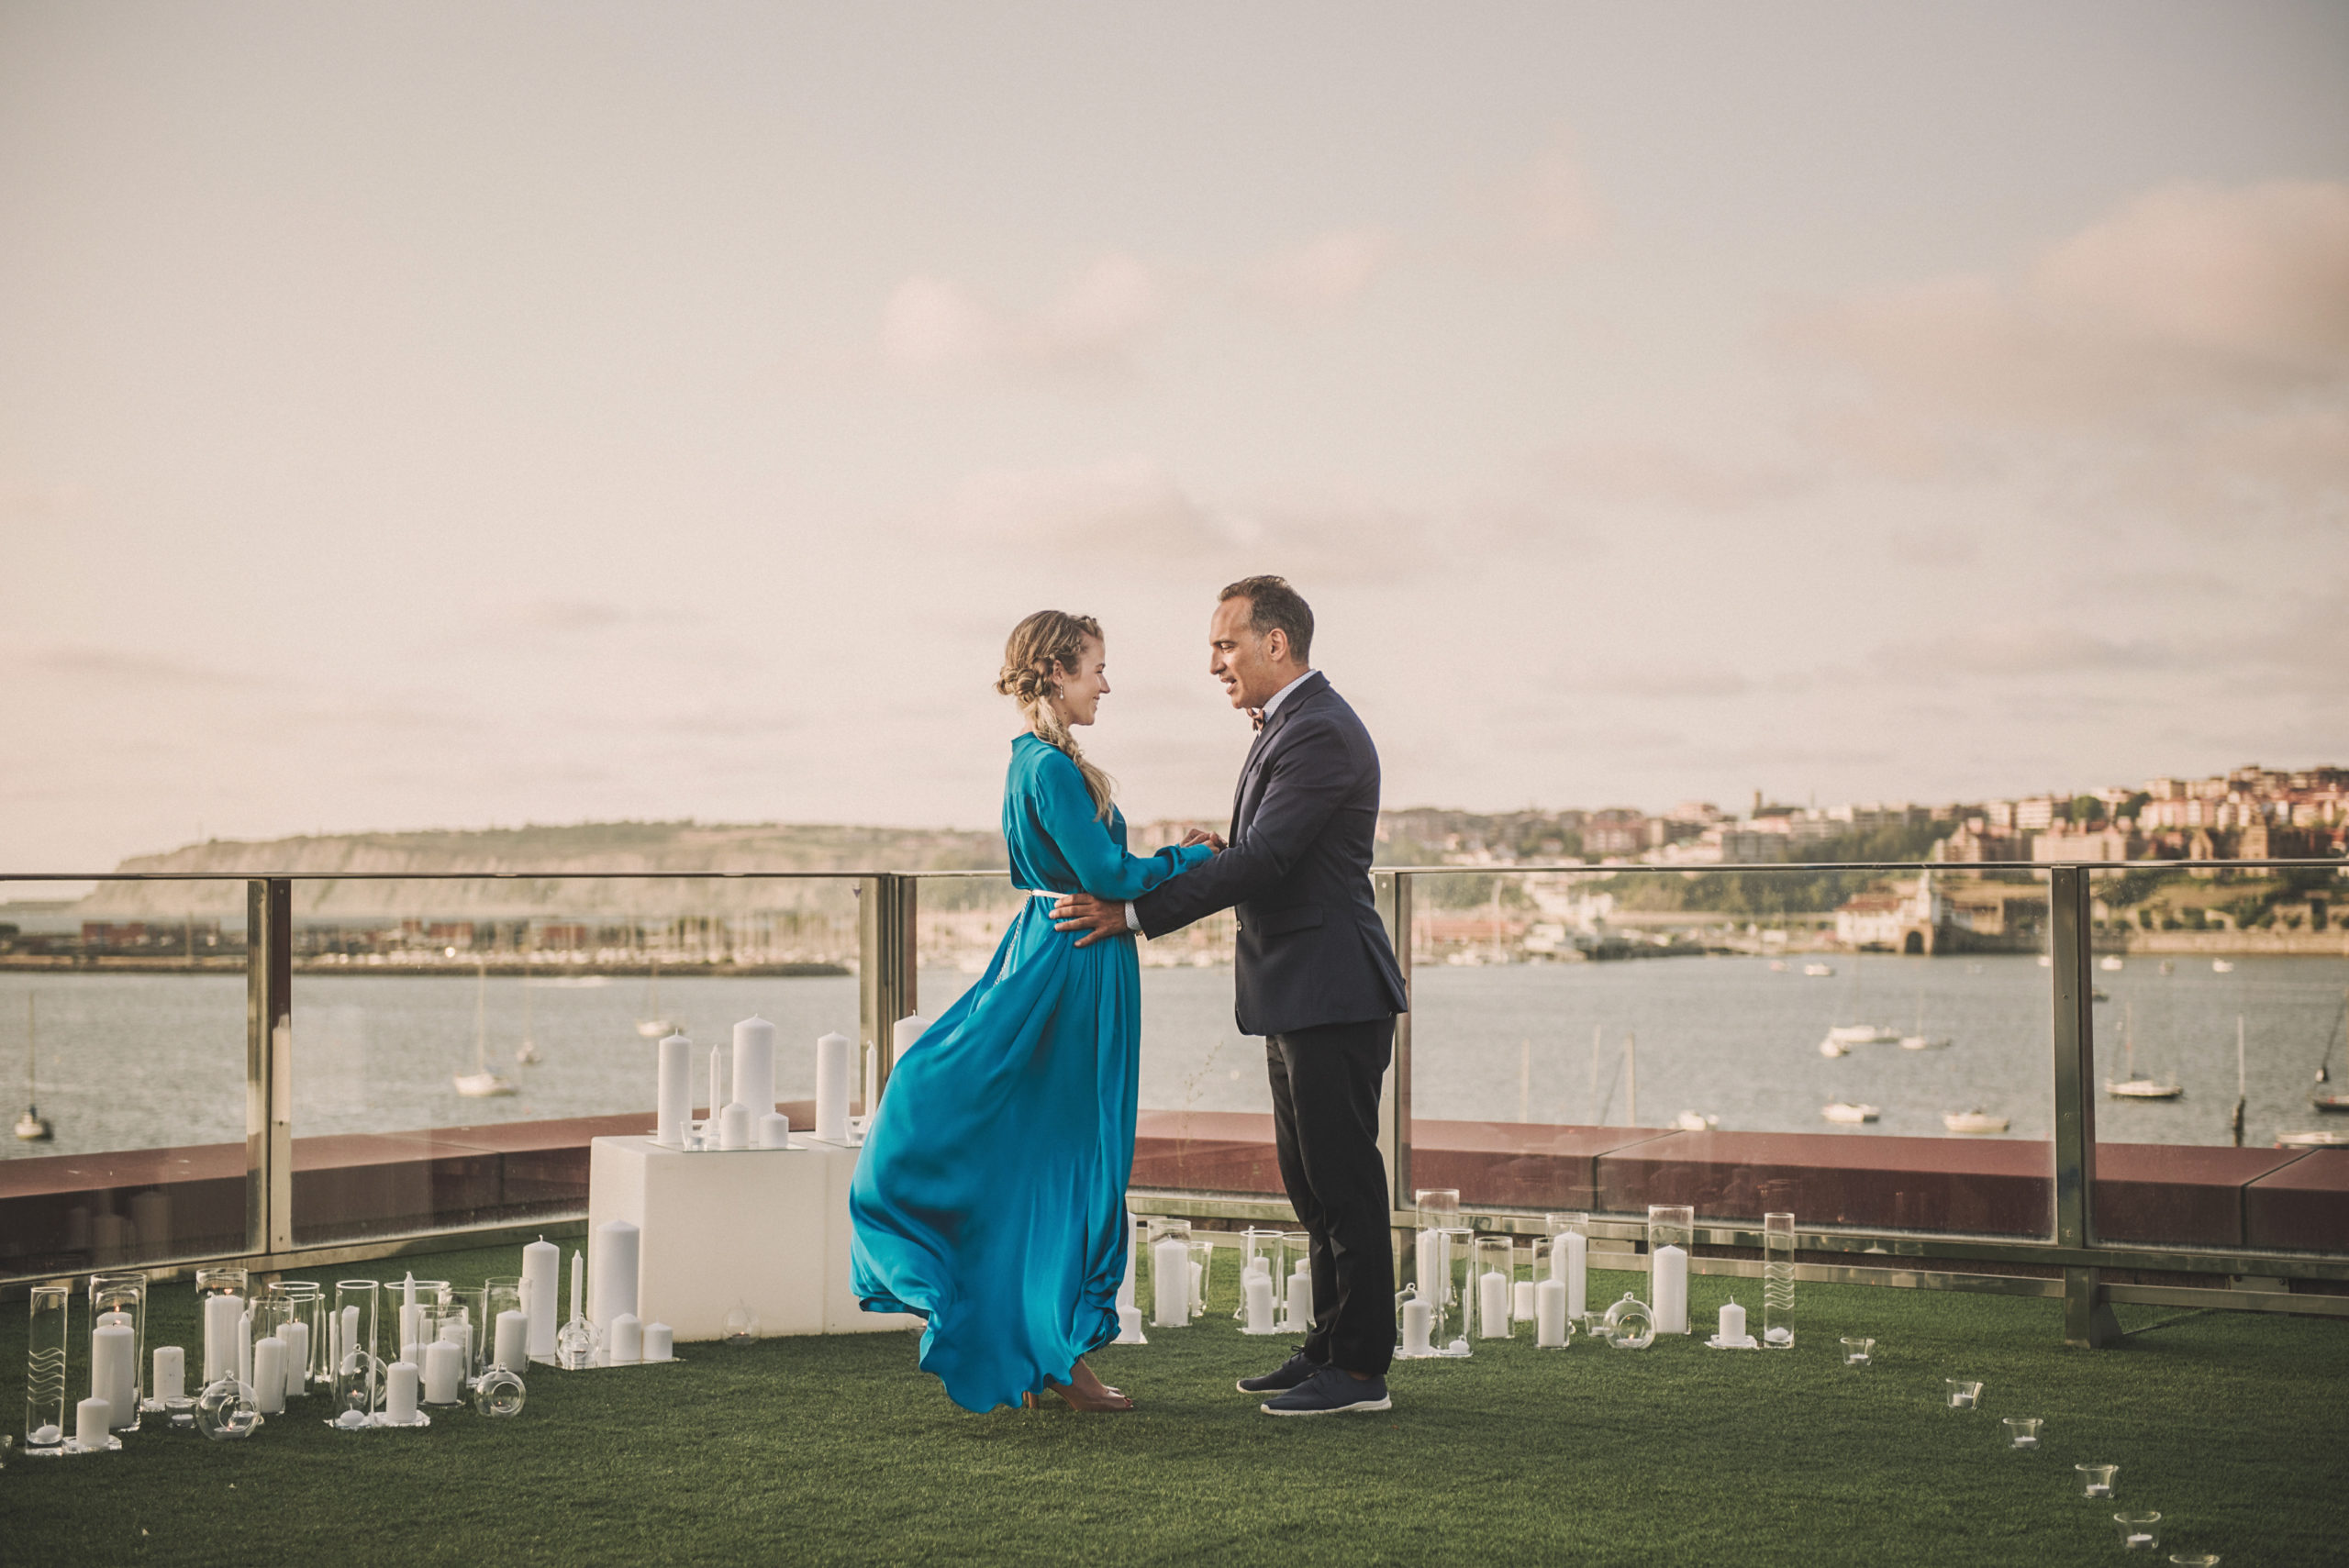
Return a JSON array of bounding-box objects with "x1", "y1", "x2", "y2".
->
[{"x1": 1054, "y1": 575, "x2": 1408, "y2": 1416}]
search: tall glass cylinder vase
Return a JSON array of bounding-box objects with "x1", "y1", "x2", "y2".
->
[
  {"x1": 1762, "y1": 1212, "x2": 1796, "y2": 1348},
  {"x1": 1234, "y1": 1229, "x2": 1286, "y2": 1334},
  {"x1": 1471, "y1": 1237, "x2": 1516, "y2": 1339},
  {"x1": 263, "y1": 1282, "x2": 324, "y2": 1398},
  {"x1": 1435, "y1": 1228, "x2": 1475, "y2": 1354},
  {"x1": 1545, "y1": 1212, "x2": 1590, "y2": 1320},
  {"x1": 328, "y1": 1281, "x2": 380, "y2": 1429},
  {"x1": 25, "y1": 1284, "x2": 70, "y2": 1456},
  {"x1": 87, "y1": 1273, "x2": 146, "y2": 1432},
  {"x1": 484, "y1": 1278, "x2": 526, "y2": 1376},
  {"x1": 1646, "y1": 1205, "x2": 1694, "y2": 1336},
  {"x1": 194, "y1": 1266, "x2": 249, "y2": 1387},
  {"x1": 1146, "y1": 1219, "x2": 1192, "y2": 1329}
]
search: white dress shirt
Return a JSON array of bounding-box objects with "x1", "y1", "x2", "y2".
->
[{"x1": 1123, "y1": 670, "x2": 1309, "y2": 933}]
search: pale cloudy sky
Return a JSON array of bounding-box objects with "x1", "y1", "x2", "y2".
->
[{"x1": 3, "y1": 2, "x2": 2345, "y2": 871}]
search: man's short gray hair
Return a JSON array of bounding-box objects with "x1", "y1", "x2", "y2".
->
[{"x1": 1219, "y1": 575, "x2": 1313, "y2": 666}]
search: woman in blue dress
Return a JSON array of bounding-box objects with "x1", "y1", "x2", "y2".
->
[{"x1": 851, "y1": 610, "x2": 1218, "y2": 1413}]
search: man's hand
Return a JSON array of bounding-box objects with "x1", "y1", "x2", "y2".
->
[
  {"x1": 1052, "y1": 893, "x2": 1131, "y2": 949},
  {"x1": 1180, "y1": 828, "x2": 1228, "y2": 851}
]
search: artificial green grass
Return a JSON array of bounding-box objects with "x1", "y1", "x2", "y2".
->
[{"x1": 5, "y1": 1242, "x2": 2345, "y2": 1567}]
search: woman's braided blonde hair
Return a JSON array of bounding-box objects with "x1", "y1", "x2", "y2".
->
[{"x1": 996, "y1": 610, "x2": 1116, "y2": 822}]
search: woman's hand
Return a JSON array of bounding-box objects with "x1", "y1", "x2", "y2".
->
[{"x1": 1179, "y1": 828, "x2": 1227, "y2": 851}]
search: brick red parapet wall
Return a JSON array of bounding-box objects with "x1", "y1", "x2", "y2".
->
[{"x1": 6, "y1": 1106, "x2": 2345, "y2": 1276}]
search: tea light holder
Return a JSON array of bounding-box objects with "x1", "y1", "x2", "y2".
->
[
  {"x1": 2003, "y1": 1417, "x2": 2043, "y2": 1448},
  {"x1": 719, "y1": 1301, "x2": 759, "y2": 1350},
  {"x1": 473, "y1": 1366, "x2": 528, "y2": 1418},
  {"x1": 2077, "y1": 1463, "x2": 2119, "y2": 1499},
  {"x1": 195, "y1": 1377, "x2": 261, "y2": 1440},
  {"x1": 1840, "y1": 1336, "x2": 1875, "y2": 1366},
  {"x1": 1601, "y1": 1293, "x2": 1656, "y2": 1350},
  {"x1": 1944, "y1": 1378, "x2": 1983, "y2": 1410},
  {"x1": 2114, "y1": 1513, "x2": 2163, "y2": 1551},
  {"x1": 25, "y1": 1283, "x2": 71, "y2": 1457}
]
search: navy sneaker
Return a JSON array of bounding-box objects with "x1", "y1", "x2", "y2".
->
[
  {"x1": 1236, "y1": 1349, "x2": 1322, "y2": 1395},
  {"x1": 1260, "y1": 1365, "x2": 1391, "y2": 1417}
]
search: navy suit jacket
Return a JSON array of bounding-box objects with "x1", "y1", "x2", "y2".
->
[{"x1": 1132, "y1": 671, "x2": 1408, "y2": 1038}]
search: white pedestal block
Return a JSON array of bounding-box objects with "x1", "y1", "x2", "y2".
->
[{"x1": 587, "y1": 1136, "x2": 918, "y2": 1344}]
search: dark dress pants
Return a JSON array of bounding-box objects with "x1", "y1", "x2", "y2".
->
[{"x1": 1265, "y1": 1016, "x2": 1396, "y2": 1376}]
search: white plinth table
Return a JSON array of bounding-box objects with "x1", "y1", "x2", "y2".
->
[{"x1": 586, "y1": 1136, "x2": 919, "y2": 1345}]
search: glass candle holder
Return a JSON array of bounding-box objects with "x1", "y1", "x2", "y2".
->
[
  {"x1": 1545, "y1": 1212, "x2": 1590, "y2": 1321},
  {"x1": 1437, "y1": 1228, "x2": 1476, "y2": 1353},
  {"x1": 718, "y1": 1301, "x2": 758, "y2": 1350},
  {"x1": 2077, "y1": 1463, "x2": 2119, "y2": 1499},
  {"x1": 1396, "y1": 1284, "x2": 1435, "y2": 1359},
  {"x1": 1646, "y1": 1206, "x2": 1694, "y2": 1336},
  {"x1": 1761, "y1": 1211, "x2": 1796, "y2": 1348},
  {"x1": 262, "y1": 1282, "x2": 324, "y2": 1399},
  {"x1": 195, "y1": 1376, "x2": 261, "y2": 1441},
  {"x1": 1602, "y1": 1293, "x2": 1655, "y2": 1350},
  {"x1": 1235, "y1": 1229, "x2": 1286, "y2": 1334},
  {"x1": 2166, "y1": 1554, "x2": 2220, "y2": 1566},
  {"x1": 473, "y1": 1366, "x2": 527, "y2": 1418},
  {"x1": 420, "y1": 1303, "x2": 473, "y2": 1405},
  {"x1": 25, "y1": 1283, "x2": 70, "y2": 1456},
  {"x1": 1186, "y1": 1238, "x2": 1214, "y2": 1319},
  {"x1": 1841, "y1": 1336, "x2": 1875, "y2": 1366},
  {"x1": 1280, "y1": 1232, "x2": 1314, "y2": 1334},
  {"x1": 2115, "y1": 1513, "x2": 2163, "y2": 1551},
  {"x1": 194, "y1": 1266, "x2": 250, "y2": 1388},
  {"x1": 1472, "y1": 1237, "x2": 1517, "y2": 1339},
  {"x1": 391, "y1": 1278, "x2": 451, "y2": 1366},
  {"x1": 1945, "y1": 1379, "x2": 1983, "y2": 1409},
  {"x1": 485, "y1": 1278, "x2": 527, "y2": 1374},
  {"x1": 328, "y1": 1280, "x2": 381, "y2": 1429},
  {"x1": 1146, "y1": 1218, "x2": 1192, "y2": 1329},
  {"x1": 2003, "y1": 1417, "x2": 2043, "y2": 1448},
  {"x1": 87, "y1": 1272, "x2": 146, "y2": 1432}
]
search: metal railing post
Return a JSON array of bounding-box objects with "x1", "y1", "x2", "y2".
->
[
  {"x1": 1375, "y1": 871, "x2": 1413, "y2": 1211},
  {"x1": 244, "y1": 878, "x2": 294, "y2": 1258},
  {"x1": 858, "y1": 873, "x2": 918, "y2": 1110},
  {"x1": 2050, "y1": 865, "x2": 2117, "y2": 1348}
]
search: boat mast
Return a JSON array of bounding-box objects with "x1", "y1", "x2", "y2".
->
[{"x1": 2232, "y1": 1015, "x2": 2247, "y2": 1148}]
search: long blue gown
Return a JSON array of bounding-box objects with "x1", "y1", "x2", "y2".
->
[{"x1": 850, "y1": 734, "x2": 1213, "y2": 1412}]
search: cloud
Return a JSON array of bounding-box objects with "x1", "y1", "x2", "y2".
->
[
  {"x1": 1873, "y1": 627, "x2": 2182, "y2": 680},
  {"x1": 879, "y1": 252, "x2": 1172, "y2": 378},
  {"x1": 1479, "y1": 136, "x2": 1606, "y2": 265},
  {"x1": 1241, "y1": 228, "x2": 1391, "y2": 320},
  {"x1": 28, "y1": 648, "x2": 257, "y2": 690},
  {"x1": 1790, "y1": 180, "x2": 2349, "y2": 430},
  {"x1": 938, "y1": 458, "x2": 1227, "y2": 553},
  {"x1": 517, "y1": 598, "x2": 630, "y2": 632},
  {"x1": 1543, "y1": 441, "x2": 1818, "y2": 511}
]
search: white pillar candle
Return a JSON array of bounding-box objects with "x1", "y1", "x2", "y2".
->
[
  {"x1": 1653, "y1": 1244, "x2": 1689, "y2": 1335},
  {"x1": 338, "y1": 1305, "x2": 359, "y2": 1377},
  {"x1": 1512, "y1": 1280, "x2": 1537, "y2": 1320},
  {"x1": 607, "y1": 1312, "x2": 643, "y2": 1365},
  {"x1": 494, "y1": 1310, "x2": 528, "y2": 1373},
  {"x1": 892, "y1": 1011, "x2": 929, "y2": 1066},
  {"x1": 153, "y1": 1344, "x2": 185, "y2": 1402},
  {"x1": 75, "y1": 1396, "x2": 110, "y2": 1450},
  {"x1": 1150, "y1": 1238, "x2": 1190, "y2": 1328},
  {"x1": 570, "y1": 1250, "x2": 585, "y2": 1323},
  {"x1": 594, "y1": 1219, "x2": 640, "y2": 1328},
  {"x1": 423, "y1": 1340, "x2": 462, "y2": 1404},
  {"x1": 252, "y1": 1337, "x2": 286, "y2": 1415},
  {"x1": 202, "y1": 1294, "x2": 244, "y2": 1384},
  {"x1": 1535, "y1": 1278, "x2": 1567, "y2": 1346},
  {"x1": 757, "y1": 1111, "x2": 792, "y2": 1149},
  {"x1": 718, "y1": 1101, "x2": 751, "y2": 1150},
  {"x1": 732, "y1": 1017, "x2": 776, "y2": 1116},
  {"x1": 401, "y1": 1272, "x2": 417, "y2": 1345},
  {"x1": 1401, "y1": 1297, "x2": 1433, "y2": 1356},
  {"x1": 1188, "y1": 1259, "x2": 1204, "y2": 1314},
  {"x1": 523, "y1": 1237, "x2": 560, "y2": 1359},
  {"x1": 91, "y1": 1323, "x2": 135, "y2": 1427},
  {"x1": 1415, "y1": 1229, "x2": 1442, "y2": 1297},
  {"x1": 1116, "y1": 1303, "x2": 1145, "y2": 1344},
  {"x1": 237, "y1": 1309, "x2": 253, "y2": 1389},
  {"x1": 279, "y1": 1322, "x2": 308, "y2": 1397},
  {"x1": 1286, "y1": 1269, "x2": 1313, "y2": 1334},
  {"x1": 1563, "y1": 1231, "x2": 1588, "y2": 1319},
  {"x1": 1478, "y1": 1270, "x2": 1510, "y2": 1338},
  {"x1": 642, "y1": 1321, "x2": 674, "y2": 1362},
  {"x1": 656, "y1": 1033, "x2": 693, "y2": 1147},
  {"x1": 1719, "y1": 1300, "x2": 1747, "y2": 1344},
  {"x1": 384, "y1": 1361, "x2": 419, "y2": 1423},
  {"x1": 1243, "y1": 1272, "x2": 1275, "y2": 1334},
  {"x1": 815, "y1": 1031, "x2": 852, "y2": 1141}
]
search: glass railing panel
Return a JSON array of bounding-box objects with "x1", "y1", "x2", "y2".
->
[
  {"x1": 286, "y1": 873, "x2": 860, "y2": 1244},
  {"x1": 1402, "y1": 864, "x2": 2055, "y2": 1238},
  {"x1": 2087, "y1": 863, "x2": 2349, "y2": 1254},
  {"x1": 1, "y1": 878, "x2": 250, "y2": 1276},
  {"x1": 912, "y1": 873, "x2": 1272, "y2": 1195}
]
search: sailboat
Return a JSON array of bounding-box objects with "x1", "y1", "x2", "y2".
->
[
  {"x1": 454, "y1": 964, "x2": 518, "y2": 1097},
  {"x1": 515, "y1": 981, "x2": 543, "y2": 1067},
  {"x1": 1900, "y1": 991, "x2": 1952, "y2": 1051},
  {"x1": 635, "y1": 957, "x2": 679, "y2": 1040},
  {"x1": 2310, "y1": 989, "x2": 2347, "y2": 1114},
  {"x1": 1943, "y1": 1107, "x2": 2009, "y2": 1135},
  {"x1": 1821, "y1": 1101, "x2": 1880, "y2": 1124},
  {"x1": 2106, "y1": 1003, "x2": 2182, "y2": 1100},
  {"x1": 14, "y1": 995, "x2": 52, "y2": 1140}
]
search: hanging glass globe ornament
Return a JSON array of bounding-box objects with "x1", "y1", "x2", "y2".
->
[
  {"x1": 1601, "y1": 1293, "x2": 1656, "y2": 1351},
  {"x1": 472, "y1": 1367, "x2": 527, "y2": 1418},
  {"x1": 195, "y1": 1378, "x2": 262, "y2": 1440}
]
